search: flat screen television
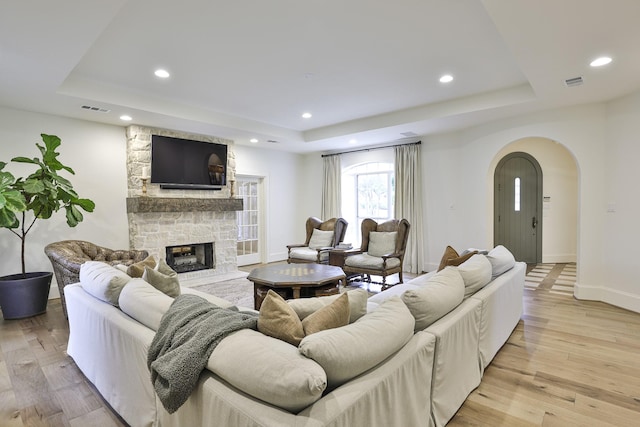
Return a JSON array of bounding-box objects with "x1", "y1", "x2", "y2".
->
[{"x1": 150, "y1": 135, "x2": 228, "y2": 190}]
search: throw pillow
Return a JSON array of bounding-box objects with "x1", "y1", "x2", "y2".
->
[
  {"x1": 299, "y1": 296, "x2": 415, "y2": 388},
  {"x1": 79, "y1": 261, "x2": 132, "y2": 306},
  {"x1": 308, "y1": 228, "x2": 335, "y2": 249},
  {"x1": 486, "y1": 245, "x2": 516, "y2": 279},
  {"x1": 208, "y1": 329, "x2": 327, "y2": 412},
  {"x1": 119, "y1": 278, "x2": 174, "y2": 331},
  {"x1": 301, "y1": 292, "x2": 350, "y2": 335},
  {"x1": 126, "y1": 255, "x2": 157, "y2": 278},
  {"x1": 401, "y1": 267, "x2": 465, "y2": 331},
  {"x1": 368, "y1": 231, "x2": 397, "y2": 257},
  {"x1": 258, "y1": 290, "x2": 305, "y2": 346},
  {"x1": 457, "y1": 254, "x2": 492, "y2": 298},
  {"x1": 155, "y1": 257, "x2": 177, "y2": 276},
  {"x1": 437, "y1": 245, "x2": 477, "y2": 271},
  {"x1": 287, "y1": 288, "x2": 368, "y2": 323},
  {"x1": 142, "y1": 266, "x2": 181, "y2": 297}
]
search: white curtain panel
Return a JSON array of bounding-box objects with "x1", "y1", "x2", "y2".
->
[
  {"x1": 394, "y1": 144, "x2": 425, "y2": 274},
  {"x1": 321, "y1": 155, "x2": 342, "y2": 220}
]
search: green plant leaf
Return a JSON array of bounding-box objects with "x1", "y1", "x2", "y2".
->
[
  {"x1": 66, "y1": 205, "x2": 83, "y2": 227},
  {"x1": 10, "y1": 156, "x2": 40, "y2": 165},
  {"x1": 21, "y1": 178, "x2": 46, "y2": 195},
  {"x1": 75, "y1": 198, "x2": 96, "y2": 212},
  {"x1": 0, "y1": 208, "x2": 19, "y2": 228}
]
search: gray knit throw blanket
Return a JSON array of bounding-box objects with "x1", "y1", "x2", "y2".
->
[{"x1": 148, "y1": 294, "x2": 259, "y2": 414}]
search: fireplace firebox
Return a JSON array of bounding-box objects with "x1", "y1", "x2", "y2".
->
[{"x1": 165, "y1": 242, "x2": 214, "y2": 273}]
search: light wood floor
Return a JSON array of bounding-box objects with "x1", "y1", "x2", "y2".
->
[{"x1": 1, "y1": 264, "x2": 639, "y2": 426}]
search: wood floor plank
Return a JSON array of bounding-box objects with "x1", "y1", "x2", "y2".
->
[{"x1": 0, "y1": 389, "x2": 25, "y2": 427}]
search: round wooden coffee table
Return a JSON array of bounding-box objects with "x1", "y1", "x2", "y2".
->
[{"x1": 248, "y1": 263, "x2": 346, "y2": 310}]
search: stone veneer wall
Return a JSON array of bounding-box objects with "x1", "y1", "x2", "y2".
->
[{"x1": 125, "y1": 125, "x2": 239, "y2": 281}]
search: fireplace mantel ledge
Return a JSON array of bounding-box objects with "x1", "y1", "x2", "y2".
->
[{"x1": 126, "y1": 197, "x2": 243, "y2": 213}]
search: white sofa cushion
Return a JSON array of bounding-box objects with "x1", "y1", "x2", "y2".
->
[
  {"x1": 119, "y1": 278, "x2": 174, "y2": 330},
  {"x1": 458, "y1": 254, "x2": 492, "y2": 298},
  {"x1": 79, "y1": 261, "x2": 132, "y2": 306},
  {"x1": 287, "y1": 288, "x2": 368, "y2": 323},
  {"x1": 308, "y1": 229, "x2": 334, "y2": 249},
  {"x1": 486, "y1": 245, "x2": 516, "y2": 278},
  {"x1": 367, "y1": 283, "x2": 420, "y2": 307},
  {"x1": 368, "y1": 231, "x2": 397, "y2": 257},
  {"x1": 299, "y1": 296, "x2": 414, "y2": 388},
  {"x1": 401, "y1": 267, "x2": 465, "y2": 331},
  {"x1": 344, "y1": 253, "x2": 401, "y2": 269},
  {"x1": 208, "y1": 329, "x2": 327, "y2": 412}
]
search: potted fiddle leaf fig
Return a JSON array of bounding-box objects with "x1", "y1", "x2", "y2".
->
[{"x1": 0, "y1": 133, "x2": 95, "y2": 319}]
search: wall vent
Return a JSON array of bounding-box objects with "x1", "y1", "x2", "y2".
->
[
  {"x1": 564, "y1": 76, "x2": 584, "y2": 87},
  {"x1": 81, "y1": 105, "x2": 111, "y2": 113}
]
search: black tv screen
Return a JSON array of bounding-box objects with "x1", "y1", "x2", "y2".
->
[{"x1": 151, "y1": 135, "x2": 228, "y2": 190}]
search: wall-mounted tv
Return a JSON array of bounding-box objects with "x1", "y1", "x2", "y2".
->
[{"x1": 151, "y1": 135, "x2": 228, "y2": 190}]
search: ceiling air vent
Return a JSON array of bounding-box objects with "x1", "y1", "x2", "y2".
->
[
  {"x1": 267, "y1": 139, "x2": 279, "y2": 144},
  {"x1": 564, "y1": 76, "x2": 584, "y2": 87},
  {"x1": 81, "y1": 105, "x2": 111, "y2": 113}
]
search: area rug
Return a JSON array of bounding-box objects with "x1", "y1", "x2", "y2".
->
[{"x1": 191, "y1": 273, "x2": 255, "y2": 308}]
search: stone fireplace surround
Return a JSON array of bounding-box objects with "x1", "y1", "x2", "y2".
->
[{"x1": 125, "y1": 126, "x2": 243, "y2": 285}]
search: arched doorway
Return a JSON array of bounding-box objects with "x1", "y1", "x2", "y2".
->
[{"x1": 494, "y1": 152, "x2": 543, "y2": 263}]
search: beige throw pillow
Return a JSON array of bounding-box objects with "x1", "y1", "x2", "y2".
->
[
  {"x1": 258, "y1": 290, "x2": 305, "y2": 346},
  {"x1": 142, "y1": 266, "x2": 181, "y2": 297},
  {"x1": 287, "y1": 288, "x2": 368, "y2": 323},
  {"x1": 126, "y1": 255, "x2": 157, "y2": 278},
  {"x1": 302, "y1": 292, "x2": 350, "y2": 335}
]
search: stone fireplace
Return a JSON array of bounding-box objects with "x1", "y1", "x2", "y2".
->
[
  {"x1": 166, "y1": 242, "x2": 214, "y2": 273},
  {"x1": 125, "y1": 126, "x2": 242, "y2": 285}
]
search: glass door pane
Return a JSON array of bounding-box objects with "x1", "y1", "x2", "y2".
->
[{"x1": 237, "y1": 176, "x2": 261, "y2": 266}]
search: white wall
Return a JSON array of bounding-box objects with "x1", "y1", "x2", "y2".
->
[
  {"x1": 234, "y1": 145, "x2": 304, "y2": 262},
  {"x1": 492, "y1": 137, "x2": 578, "y2": 263},
  {"x1": 0, "y1": 107, "x2": 130, "y2": 298}
]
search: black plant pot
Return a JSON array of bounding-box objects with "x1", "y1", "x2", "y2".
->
[{"x1": 0, "y1": 272, "x2": 53, "y2": 320}]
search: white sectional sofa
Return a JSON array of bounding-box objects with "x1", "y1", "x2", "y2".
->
[{"x1": 65, "y1": 246, "x2": 525, "y2": 427}]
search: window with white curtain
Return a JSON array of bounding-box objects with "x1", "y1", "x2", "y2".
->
[{"x1": 342, "y1": 162, "x2": 395, "y2": 246}]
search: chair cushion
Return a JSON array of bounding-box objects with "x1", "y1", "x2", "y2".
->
[
  {"x1": 79, "y1": 261, "x2": 132, "y2": 306},
  {"x1": 401, "y1": 267, "x2": 465, "y2": 331},
  {"x1": 299, "y1": 296, "x2": 415, "y2": 388},
  {"x1": 289, "y1": 247, "x2": 329, "y2": 262},
  {"x1": 458, "y1": 254, "x2": 493, "y2": 298},
  {"x1": 287, "y1": 288, "x2": 368, "y2": 323},
  {"x1": 344, "y1": 253, "x2": 401, "y2": 269},
  {"x1": 486, "y1": 245, "x2": 516, "y2": 278},
  {"x1": 368, "y1": 231, "x2": 397, "y2": 257},
  {"x1": 308, "y1": 229, "x2": 334, "y2": 249}
]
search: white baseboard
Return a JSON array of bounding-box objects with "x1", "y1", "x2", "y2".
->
[
  {"x1": 542, "y1": 254, "x2": 577, "y2": 263},
  {"x1": 574, "y1": 282, "x2": 640, "y2": 314}
]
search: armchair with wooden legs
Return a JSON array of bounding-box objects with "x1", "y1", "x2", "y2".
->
[
  {"x1": 343, "y1": 218, "x2": 410, "y2": 288},
  {"x1": 287, "y1": 217, "x2": 348, "y2": 264}
]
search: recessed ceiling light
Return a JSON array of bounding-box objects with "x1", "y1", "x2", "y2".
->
[
  {"x1": 349, "y1": 139, "x2": 357, "y2": 144},
  {"x1": 439, "y1": 74, "x2": 454, "y2": 83},
  {"x1": 302, "y1": 112, "x2": 312, "y2": 119},
  {"x1": 120, "y1": 115, "x2": 132, "y2": 121},
  {"x1": 154, "y1": 69, "x2": 170, "y2": 78},
  {"x1": 250, "y1": 138, "x2": 258, "y2": 143},
  {"x1": 590, "y1": 56, "x2": 612, "y2": 67}
]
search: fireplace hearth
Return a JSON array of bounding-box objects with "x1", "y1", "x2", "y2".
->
[{"x1": 166, "y1": 242, "x2": 214, "y2": 273}]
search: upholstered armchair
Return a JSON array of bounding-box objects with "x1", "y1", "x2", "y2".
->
[
  {"x1": 44, "y1": 240, "x2": 149, "y2": 317},
  {"x1": 343, "y1": 218, "x2": 410, "y2": 288},
  {"x1": 287, "y1": 217, "x2": 348, "y2": 264}
]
